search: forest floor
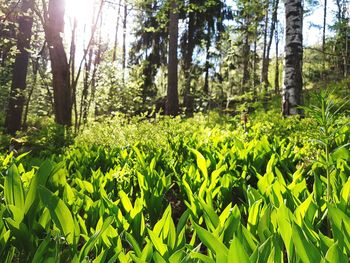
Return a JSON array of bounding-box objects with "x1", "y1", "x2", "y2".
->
[{"x1": 0, "y1": 87, "x2": 350, "y2": 262}]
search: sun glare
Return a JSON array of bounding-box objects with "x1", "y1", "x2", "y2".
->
[
  {"x1": 64, "y1": 0, "x2": 131, "y2": 61},
  {"x1": 65, "y1": 0, "x2": 95, "y2": 27}
]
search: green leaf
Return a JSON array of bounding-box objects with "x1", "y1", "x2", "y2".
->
[
  {"x1": 291, "y1": 224, "x2": 321, "y2": 263},
  {"x1": 228, "y1": 237, "x2": 250, "y2": 263},
  {"x1": 32, "y1": 236, "x2": 51, "y2": 263},
  {"x1": 25, "y1": 161, "x2": 53, "y2": 218},
  {"x1": 4, "y1": 165, "x2": 25, "y2": 210},
  {"x1": 190, "y1": 252, "x2": 215, "y2": 263},
  {"x1": 247, "y1": 200, "x2": 262, "y2": 232},
  {"x1": 199, "y1": 198, "x2": 220, "y2": 230},
  {"x1": 141, "y1": 240, "x2": 154, "y2": 262},
  {"x1": 176, "y1": 209, "x2": 190, "y2": 235},
  {"x1": 193, "y1": 222, "x2": 228, "y2": 261},
  {"x1": 276, "y1": 204, "x2": 294, "y2": 260},
  {"x1": 331, "y1": 147, "x2": 350, "y2": 161},
  {"x1": 38, "y1": 186, "x2": 75, "y2": 245},
  {"x1": 168, "y1": 249, "x2": 186, "y2": 263},
  {"x1": 190, "y1": 148, "x2": 208, "y2": 178},
  {"x1": 79, "y1": 217, "x2": 114, "y2": 261},
  {"x1": 153, "y1": 251, "x2": 167, "y2": 263},
  {"x1": 325, "y1": 242, "x2": 347, "y2": 263},
  {"x1": 119, "y1": 190, "x2": 133, "y2": 213},
  {"x1": 147, "y1": 229, "x2": 168, "y2": 256},
  {"x1": 125, "y1": 232, "x2": 142, "y2": 258}
]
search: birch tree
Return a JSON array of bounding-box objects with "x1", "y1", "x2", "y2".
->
[{"x1": 282, "y1": 0, "x2": 303, "y2": 116}]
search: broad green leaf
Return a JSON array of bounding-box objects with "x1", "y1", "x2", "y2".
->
[
  {"x1": 119, "y1": 190, "x2": 133, "y2": 213},
  {"x1": 327, "y1": 204, "x2": 350, "y2": 237},
  {"x1": 126, "y1": 232, "x2": 142, "y2": 258},
  {"x1": 4, "y1": 165, "x2": 25, "y2": 210},
  {"x1": 38, "y1": 186, "x2": 75, "y2": 245},
  {"x1": 295, "y1": 194, "x2": 314, "y2": 225},
  {"x1": 199, "y1": 199, "x2": 220, "y2": 230},
  {"x1": 153, "y1": 251, "x2": 167, "y2": 263},
  {"x1": 325, "y1": 242, "x2": 347, "y2": 263},
  {"x1": 176, "y1": 209, "x2": 190, "y2": 235},
  {"x1": 190, "y1": 252, "x2": 215, "y2": 263},
  {"x1": 190, "y1": 148, "x2": 208, "y2": 178},
  {"x1": 247, "y1": 199, "x2": 263, "y2": 232},
  {"x1": 277, "y1": 204, "x2": 294, "y2": 260},
  {"x1": 79, "y1": 217, "x2": 114, "y2": 261},
  {"x1": 193, "y1": 222, "x2": 228, "y2": 261},
  {"x1": 291, "y1": 224, "x2": 321, "y2": 263},
  {"x1": 32, "y1": 236, "x2": 51, "y2": 263},
  {"x1": 25, "y1": 161, "x2": 53, "y2": 217},
  {"x1": 147, "y1": 229, "x2": 168, "y2": 256},
  {"x1": 219, "y1": 204, "x2": 232, "y2": 226},
  {"x1": 228, "y1": 237, "x2": 250, "y2": 263},
  {"x1": 340, "y1": 177, "x2": 350, "y2": 206},
  {"x1": 141, "y1": 240, "x2": 154, "y2": 262},
  {"x1": 168, "y1": 249, "x2": 186, "y2": 263}
]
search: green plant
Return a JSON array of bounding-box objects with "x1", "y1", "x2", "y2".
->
[{"x1": 302, "y1": 91, "x2": 349, "y2": 201}]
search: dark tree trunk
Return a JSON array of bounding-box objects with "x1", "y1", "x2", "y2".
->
[
  {"x1": 252, "y1": 38, "x2": 258, "y2": 95},
  {"x1": 283, "y1": 0, "x2": 303, "y2": 116},
  {"x1": 262, "y1": 0, "x2": 279, "y2": 92},
  {"x1": 183, "y1": 6, "x2": 195, "y2": 116},
  {"x1": 261, "y1": 0, "x2": 269, "y2": 90},
  {"x1": 274, "y1": 24, "x2": 280, "y2": 94},
  {"x1": 45, "y1": 0, "x2": 72, "y2": 126},
  {"x1": 69, "y1": 18, "x2": 78, "y2": 131},
  {"x1": 242, "y1": 30, "x2": 250, "y2": 94},
  {"x1": 5, "y1": 0, "x2": 34, "y2": 135},
  {"x1": 23, "y1": 41, "x2": 46, "y2": 129},
  {"x1": 166, "y1": 0, "x2": 179, "y2": 116},
  {"x1": 203, "y1": 26, "x2": 211, "y2": 95}
]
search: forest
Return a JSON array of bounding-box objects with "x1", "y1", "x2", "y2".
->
[{"x1": 0, "y1": 0, "x2": 350, "y2": 262}]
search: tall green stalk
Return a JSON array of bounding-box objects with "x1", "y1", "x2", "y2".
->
[{"x1": 302, "y1": 91, "x2": 348, "y2": 202}]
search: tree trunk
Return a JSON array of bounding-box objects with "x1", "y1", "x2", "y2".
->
[
  {"x1": 242, "y1": 30, "x2": 250, "y2": 94},
  {"x1": 262, "y1": 0, "x2": 279, "y2": 92},
  {"x1": 252, "y1": 38, "x2": 258, "y2": 95},
  {"x1": 45, "y1": 0, "x2": 72, "y2": 126},
  {"x1": 5, "y1": 0, "x2": 34, "y2": 135},
  {"x1": 322, "y1": 0, "x2": 327, "y2": 78},
  {"x1": 203, "y1": 25, "x2": 211, "y2": 95},
  {"x1": 23, "y1": 41, "x2": 45, "y2": 129},
  {"x1": 283, "y1": 0, "x2": 303, "y2": 116},
  {"x1": 69, "y1": 18, "x2": 78, "y2": 132},
  {"x1": 166, "y1": 0, "x2": 179, "y2": 116},
  {"x1": 112, "y1": 0, "x2": 122, "y2": 62},
  {"x1": 261, "y1": 0, "x2": 269, "y2": 90},
  {"x1": 183, "y1": 6, "x2": 195, "y2": 116},
  {"x1": 274, "y1": 24, "x2": 280, "y2": 94},
  {"x1": 122, "y1": 0, "x2": 127, "y2": 83}
]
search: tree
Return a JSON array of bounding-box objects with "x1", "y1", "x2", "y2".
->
[
  {"x1": 334, "y1": 0, "x2": 349, "y2": 77},
  {"x1": 261, "y1": 0, "x2": 279, "y2": 92},
  {"x1": 42, "y1": 0, "x2": 72, "y2": 125},
  {"x1": 166, "y1": 0, "x2": 179, "y2": 116},
  {"x1": 129, "y1": 0, "x2": 168, "y2": 106},
  {"x1": 5, "y1": 0, "x2": 34, "y2": 134},
  {"x1": 282, "y1": 0, "x2": 303, "y2": 116},
  {"x1": 182, "y1": 0, "x2": 196, "y2": 115}
]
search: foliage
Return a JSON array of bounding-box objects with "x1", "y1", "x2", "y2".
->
[{"x1": 0, "y1": 101, "x2": 349, "y2": 261}]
